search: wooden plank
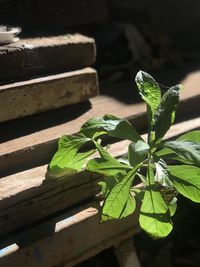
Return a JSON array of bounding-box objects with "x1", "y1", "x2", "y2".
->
[
  {"x1": 0, "y1": 67, "x2": 98, "y2": 122},
  {"x1": 0, "y1": 34, "x2": 96, "y2": 83},
  {"x1": 0, "y1": 200, "x2": 139, "y2": 267},
  {"x1": 0, "y1": 97, "x2": 146, "y2": 177},
  {"x1": 0, "y1": 82, "x2": 199, "y2": 177},
  {"x1": 0, "y1": 117, "x2": 199, "y2": 238}
]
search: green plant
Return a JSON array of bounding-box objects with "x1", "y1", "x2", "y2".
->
[{"x1": 48, "y1": 71, "x2": 200, "y2": 239}]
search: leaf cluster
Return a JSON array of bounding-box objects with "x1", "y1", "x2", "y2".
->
[{"x1": 48, "y1": 71, "x2": 200, "y2": 239}]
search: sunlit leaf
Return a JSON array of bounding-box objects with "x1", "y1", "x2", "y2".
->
[
  {"x1": 101, "y1": 167, "x2": 139, "y2": 220},
  {"x1": 168, "y1": 165, "x2": 200, "y2": 202},
  {"x1": 139, "y1": 166, "x2": 172, "y2": 238},
  {"x1": 80, "y1": 114, "x2": 142, "y2": 142}
]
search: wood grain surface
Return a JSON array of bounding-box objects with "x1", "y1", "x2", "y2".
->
[
  {"x1": 0, "y1": 34, "x2": 96, "y2": 83},
  {"x1": 0, "y1": 67, "x2": 98, "y2": 122}
]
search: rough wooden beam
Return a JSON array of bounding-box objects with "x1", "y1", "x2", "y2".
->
[
  {"x1": 0, "y1": 83, "x2": 199, "y2": 177},
  {"x1": 0, "y1": 117, "x2": 199, "y2": 237},
  {"x1": 0, "y1": 97, "x2": 146, "y2": 177},
  {"x1": 0, "y1": 201, "x2": 139, "y2": 267},
  {"x1": 0, "y1": 34, "x2": 96, "y2": 83},
  {"x1": 0, "y1": 67, "x2": 98, "y2": 122}
]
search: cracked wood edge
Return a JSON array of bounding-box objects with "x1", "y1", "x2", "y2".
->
[
  {"x1": 0, "y1": 33, "x2": 96, "y2": 82},
  {"x1": 0, "y1": 67, "x2": 98, "y2": 122}
]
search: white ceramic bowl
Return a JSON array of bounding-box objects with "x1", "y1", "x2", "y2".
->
[{"x1": 0, "y1": 26, "x2": 21, "y2": 44}]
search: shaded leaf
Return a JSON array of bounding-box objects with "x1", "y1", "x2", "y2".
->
[
  {"x1": 168, "y1": 165, "x2": 200, "y2": 203},
  {"x1": 128, "y1": 140, "x2": 149, "y2": 166},
  {"x1": 154, "y1": 85, "x2": 181, "y2": 143},
  {"x1": 164, "y1": 140, "x2": 200, "y2": 167}
]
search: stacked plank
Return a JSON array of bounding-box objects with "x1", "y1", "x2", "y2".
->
[
  {"x1": 0, "y1": 65, "x2": 199, "y2": 266},
  {"x1": 0, "y1": 34, "x2": 98, "y2": 122}
]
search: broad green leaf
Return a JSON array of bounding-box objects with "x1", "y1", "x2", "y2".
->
[
  {"x1": 102, "y1": 194, "x2": 136, "y2": 221},
  {"x1": 49, "y1": 135, "x2": 93, "y2": 177},
  {"x1": 139, "y1": 166, "x2": 172, "y2": 238},
  {"x1": 164, "y1": 140, "x2": 200, "y2": 167},
  {"x1": 168, "y1": 165, "x2": 200, "y2": 203},
  {"x1": 135, "y1": 71, "x2": 161, "y2": 128},
  {"x1": 98, "y1": 173, "x2": 123, "y2": 198},
  {"x1": 87, "y1": 157, "x2": 132, "y2": 176},
  {"x1": 128, "y1": 140, "x2": 149, "y2": 166},
  {"x1": 168, "y1": 198, "x2": 177, "y2": 217},
  {"x1": 87, "y1": 142, "x2": 131, "y2": 176},
  {"x1": 178, "y1": 130, "x2": 200, "y2": 143},
  {"x1": 154, "y1": 85, "x2": 181, "y2": 143},
  {"x1": 101, "y1": 167, "x2": 139, "y2": 220},
  {"x1": 120, "y1": 195, "x2": 136, "y2": 218},
  {"x1": 80, "y1": 114, "x2": 142, "y2": 142},
  {"x1": 155, "y1": 130, "x2": 200, "y2": 164},
  {"x1": 155, "y1": 159, "x2": 173, "y2": 188},
  {"x1": 94, "y1": 141, "x2": 114, "y2": 161}
]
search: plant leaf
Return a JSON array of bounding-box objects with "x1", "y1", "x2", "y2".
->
[
  {"x1": 154, "y1": 84, "x2": 181, "y2": 143},
  {"x1": 128, "y1": 140, "x2": 149, "y2": 166},
  {"x1": 139, "y1": 166, "x2": 172, "y2": 238},
  {"x1": 164, "y1": 140, "x2": 200, "y2": 167},
  {"x1": 87, "y1": 157, "x2": 132, "y2": 176},
  {"x1": 80, "y1": 114, "x2": 142, "y2": 142},
  {"x1": 49, "y1": 135, "x2": 93, "y2": 177},
  {"x1": 155, "y1": 159, "x2": 173, "y2": 188},
  {"x1": 168, "y1": 165, "x2": 200, "y2": 203},
  {"x1": 101, "y1": 167, "x2": 139, "y2": 220},
  {"x1": 135, "y1": 71, "x2": 161, "y2": 128},
  {"x1": 168, "y1": 197, "x2": 177, "y2": 217},
  {"x1": 155, "y1": 130, "x2": 200, "y2": 164},
  {"x1": 178, "y1": 130, "x2": 200, "y2": 143},
  {"x1": 98, "y1": 173, "x2": 124, "y2": 198}
]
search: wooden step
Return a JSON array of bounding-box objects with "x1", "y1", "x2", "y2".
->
[
  {"x1": 0, "y1": 34, "x2": 96, "y2": 83},
  {"x1": 0, "y1": 200, "x2": 139, "y2": 267},
  {"x1": 0, "y1": 67, "x2": 98, "y2": 123},
  {"x1": 0, "y1": 82, "x2": 199, "y2": 177},
  {"x1": 0, "y1": 117, "x2": 199, "y2": 238}
]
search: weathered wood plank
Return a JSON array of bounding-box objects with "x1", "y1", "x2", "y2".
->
[
  {"x1": 0, "y1": 117, "x2": 199, "y2": 238},
  {"x1": 0, "y1": 97, "x2": 146, "y2": 177},
  {"x1": 0, "y1": 82, "x2": 199, "y2": 177},
  {"x1": 0, "y1": 34, "x2": 96, "y2": 83},
  {"x1": 0, "y1": 67, "x2": 98, "y2": 122},
  {"x1": 0, "y1": 200, "x2": 139, "y2": 267}
]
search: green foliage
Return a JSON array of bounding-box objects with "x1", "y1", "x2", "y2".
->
[
  {"x1": 48, "y1": 71, "x2": 200, "y2": 239},
  {"x1": 139, "y1": 166, "x2": 173, "y2": 238},
  {"x1": 154, "y1": 85, "x2": 181, "y2": 143}
]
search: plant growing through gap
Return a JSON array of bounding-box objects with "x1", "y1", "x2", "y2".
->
[{"x1": 47, "y1": 71, "x2": 200, "y2": 239}]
